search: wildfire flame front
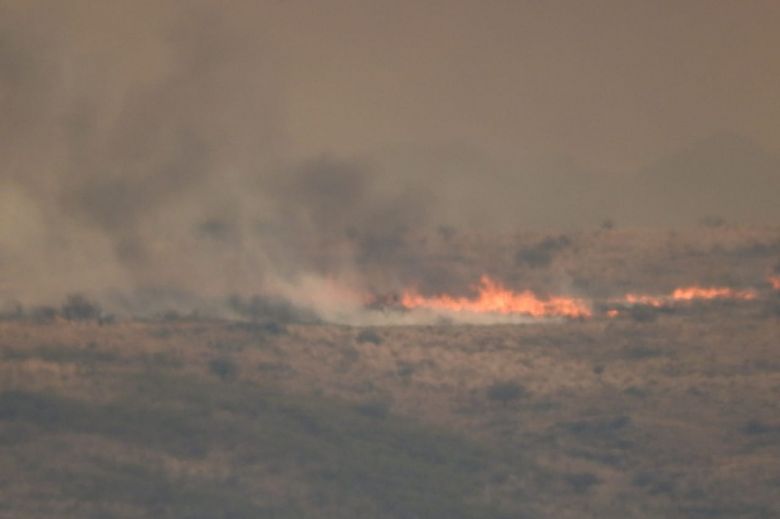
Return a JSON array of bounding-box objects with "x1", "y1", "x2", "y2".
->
[{"x1": 400, "y1": 275, "x2": 591, "y2": 318}]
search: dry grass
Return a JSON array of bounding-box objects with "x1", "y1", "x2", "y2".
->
[{"x1": 1, "y1": 226, "x2": 779, "y2": 517}]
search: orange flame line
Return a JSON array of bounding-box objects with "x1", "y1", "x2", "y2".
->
[
  {"x1": 401, "y1": 275, "x2": 591, "y2": 318},
  {"x1": 622, "y1": 285, "x2": 757, "y2": 307},
  {"x1": 397, "y1": 275, "x2": 765, "y2": 321}
]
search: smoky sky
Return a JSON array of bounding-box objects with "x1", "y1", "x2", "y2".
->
[{"x1": 1, "y1": 0, "x2": 779, "y2": 310}]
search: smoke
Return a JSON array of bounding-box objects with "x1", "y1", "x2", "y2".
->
[
  {"x1": 261, "y1": 157, "x2": 436, "y2": 287},
  {"x1": 0, "y1": 1, "x2": 441, "y2": 320},
  {"x1": 1, "y1": 2, "x2": 278, "y2": 306},
  {"x1": 515, "y1": 234, "x2": 574, "y2": 269},
  {"x1": 2, "y1": 1, "x2": 779, "y2": 323}
]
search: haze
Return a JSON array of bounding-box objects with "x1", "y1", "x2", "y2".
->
[{"x1": 1, "y1": 0, "x2": 779, "y2": 309}]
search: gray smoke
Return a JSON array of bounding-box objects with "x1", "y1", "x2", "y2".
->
[
  {"x1": 1, "y1": 1, "x2": 779, "y2": 321},
  {"x1": 1, "y1": 1, "x2": 282, "y2": 308}
]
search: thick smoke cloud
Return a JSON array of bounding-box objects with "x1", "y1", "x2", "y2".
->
[
  {"x1": 1, "y1": 1, "x2": 282, "y2": 308},
  {"x1": 262, "y1": 157, "x2": 434, "y2": 287},
  {"x1": 1, "y1": 1, "x2": 779, "y2": 321},
  {"x1": 0, "y1": 1, "x2": 441, "y2": 317}
]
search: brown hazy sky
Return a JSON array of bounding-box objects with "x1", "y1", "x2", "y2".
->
[
  {"x1": 2, "y1": 0, "x2": 780, "y2": 306},
  {"x1": 4, "y1": 0, "x2": 780, "y2": 174},
  {"x1": 19, "y1": 0, "x2": 777, "y2": 169},
  {"x1": 261, "y1": 0, "x2": 780, "y2": 173}
]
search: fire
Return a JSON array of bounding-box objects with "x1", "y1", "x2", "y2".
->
[
  {"x1": 400, "y1": 275, "x2": 591, "y2": 318},
  {"x1": 623, "y1": 293, "x2": 665, "y2": 307},
  {"x1": 622, "y1": 285, "x2": 757, "y2": 308},
  {"x1": 394, "y1": 275, "x2": 763, "y2": 323},
  {"x1": 671, "y1": 286, "x2": 756, "y2": 301},
  {"x1": 770, "y1": 276, "x2": 780, "y2": 291}
]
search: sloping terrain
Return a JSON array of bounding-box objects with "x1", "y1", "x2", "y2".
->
[
  {"x1": 1, "y1": 301, "x2": 778, "y2": 517},
  {"x1": 1, "y1": 225, "x2": 779, "y2": 518}
]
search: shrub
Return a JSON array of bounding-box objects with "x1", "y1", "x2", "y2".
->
[
  {"x1": 160, "y1": 310, "x2": 183, "y2": 322},
  {"x1": 208, "y1": 357, "x2": 238, "y2": 381},
  {"x1": 227, "y1": 294, "x2": 318, "y2": 324},
  {"x1": 515, "y1": 235, "x2": 572, "y2": 268},
  {"x1": 767, "y1": 294, "x2": 780, "y2": 317},
  {"x1": 397, "y1": 361, "x2": 416, "y2": 379},
  {"x1": 354, "y1": 400, "x2": 390, "y2": 419},
  {"x1": 356, "y1": 329, "x2": 382, "y2": 345},
  {"x1": 60, "y1": 294, "x2": 101, "y2": 321},
  {"x1": 0, "y1": 301, "x2": 24, "y2": 321},
  {"x1": 229, "y1": 320, "x2": 287, "y2": 335},
  {"x1": 699, "y1": 215, "x2": 726, "y2": 228},
  {"x1": 624, "y1": 346, "x2": 663, "y2": 360},
  {"x1": 563, "y1": 472, "x2": 600, "y2": 493},
  {"x1": 631, "y1": 471, "x2": 675, "y2": 495},
  {"x1": 0, "y1": 390, "x2": 68, "y2": 424},
  {"x1": 98, "y1": 313, "x2": 116, "y2": 325},
  {"x1": 486, "y1": 381, "x2": 527, "y2": 406},
  {"x1": 623, "y1": 386, "x2": 648, "y2": 398},
  {"x1": 628, "y1": 305, "x2": 659, "y2": 323},
  {"x1": 564, "y1": 415, "x2": 631, "y2": 435},
  {"x1": 741, "y1": 419, "x2": 778, "y2": 435},
  {"x1": 30, "y1": 305, "x2": 58, "y2": 323}
]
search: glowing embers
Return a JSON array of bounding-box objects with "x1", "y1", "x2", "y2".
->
[{"x1": 400, "y1": 275, "x2": 591, "y2": 319}]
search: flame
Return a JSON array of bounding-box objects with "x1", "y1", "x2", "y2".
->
[
  {"x1": 671, "y1": 286, "x2": 756, "y2": 301},
  {"x1": 622, "y1": 285, "x2": 757, "y2": 307},
  {"x1": 770, "y1": 276, "x2": 780, "y2": 291},
  {"x1": 400, "y1": 275, "x2": 591, "y2": 318},
  {"x1": 393, "y1": 275, "x2": 763, "y2": 323},
  {"x1": 623, "y1": 293, "x2": 665, "y2": 307}
]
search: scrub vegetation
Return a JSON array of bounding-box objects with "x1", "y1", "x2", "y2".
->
[
  {"x1": 1, "y1": 226, "x2": 779, "y2": 518},
  {"x1": 1, "y1": 299, "x2": 778, "y2": 518}
]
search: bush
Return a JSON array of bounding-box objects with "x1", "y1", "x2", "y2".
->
[
  {"x1": 631, "y1": 471, "x2": 676, "y2": 495},
  {"x1": 227, "y1": 294, "x2": 318, "y2": 324},
  {"x1": 356, "y1": 329, "x2": 382, "y2": 345},
  {"x1": 397, "y1": 361, "x2": 416, "y2": 379},
  {"x1": 563, "y1": 415, "x2": 631, "y2": 435},
  {"x1": 230, "y1": 320, "x2": 287, "y2": 335},
  {"x1": 486, "y1": 381, "x2": 527, "y2": 406},
  {"x1": 208, "y1": 357, "x2": 238, "y2": 381},
  {"x1": 515, "y1": 235, "x2": 572, "y2": 268},
  {"x1": 628, "y1": 305, "x2": 659, "y2": 323},
  {"x1": 741, "y1": 419, "x2": 778, "y2": 435},
  {"x1": 563, "y1": 472, "x2": 600, "y2": 493},
  {"x1": 354, "y1": 400, "x2": 390, "y2": 419},
  {"x1": 30, "y1": 305, "x2": 58, "y2": 323},
  {"x1": 624, "y1": 346, "x2": 663, "y2": 360},
  {"x1": 0, "y1": 390, "x2": 68, "y2": 424},
  {"x1": 0, "y1": 301, "x2": 24, "y2": 321},
  {"x1": 60, "y1": 294, "x2": 101, "y2": 321},
  {"x1": 699, "y1": 215, "x2": 726, "y2": 228},
  {"x1": 98, "y1": 313, "x2": 116, "y2": 325},
  {"x1": 766, "y1": 294, "x2": 780, "y2": 317}
]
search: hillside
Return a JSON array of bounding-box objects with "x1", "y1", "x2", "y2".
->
[{"x1": 1, "y1": 299, "x2": 778, "y2": 517}]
